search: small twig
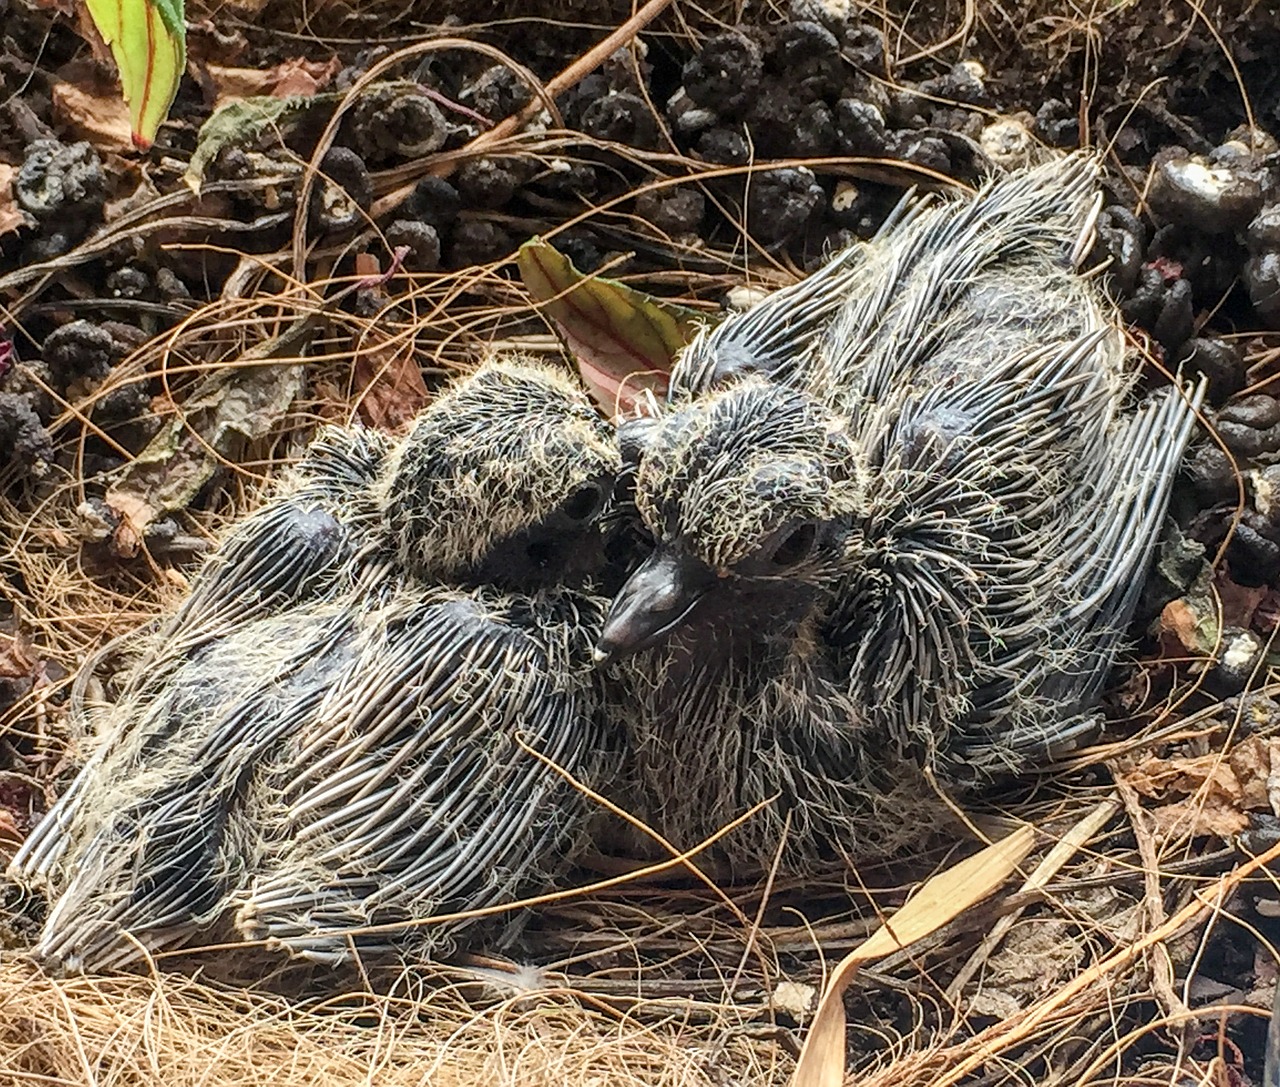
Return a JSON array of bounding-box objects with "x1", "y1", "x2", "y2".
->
[{"x1": 367, "y1": 0, "x2": 678, "y2": 222}]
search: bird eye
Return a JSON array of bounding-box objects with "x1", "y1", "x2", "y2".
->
[
  {"x1": 562, "y1": 482, "x2": 606, "y2": 523},
  {"x1": 769, "y1": 522, "x2": 817, "y2": 567}
]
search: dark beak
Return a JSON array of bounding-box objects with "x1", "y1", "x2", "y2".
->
[{"x1": 594, "y1": 547, "x2": 715, "y2": 663}]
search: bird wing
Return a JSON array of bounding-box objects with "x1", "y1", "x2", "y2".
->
[
  {"x1": 23, "y1": 607, "x2": 358, "y2": 973},
  {"x1": 828, "y1": 329, "x2": 1123, "y2": 770},
  {"x1": 9, "y1": 428, "x2": 387, "y2": 905},
  {"x1": 960, "y1": 376, "x2": 1206, "y2": 768},
  {"x1": 814, "y1": 153, "x2": 1102, "y2": 411},
  {"x1": 235, "y1": 590, "x2": 603, "y2": 963},
  {"x1": 667, "y1": 237, "x2": 876, "y2": 399},
  {"x1": 157, "y1": 425, "x2": 389, "y2": 656}
]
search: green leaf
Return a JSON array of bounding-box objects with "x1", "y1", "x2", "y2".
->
[
  {"x1": 83, "y1": 0, "x2": 186, "y2": 150},
  {"x1": 518, "y1": 238, "x2": 704, "y2": 418},
  {"x1": 183, "y1": 95, "x2": 335, "y2": 195}
]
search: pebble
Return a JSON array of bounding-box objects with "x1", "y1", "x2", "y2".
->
[
  {"x1": 1146, "y1": 146, "x2": 1265, "y2": 234},
  {"x1": 766, "y1": 21, "x2": 844, "y2": 101},
  {"x1": 580, "y1": 92, "x2": 661, "y2": 148},
  {"x1": 747, "y1": 168, "x2": 823, "y2": 246},
  {"x1": 635, "y1": 187, "x2": 705, "y2": 236},
  {"x1": 1208, "y1": 627, "x2": 1264, "y2": 696},
  {"x1": 1176, "y1": 337, "x2": 1245, "y2": 405},
  {"x1": 446, "y1": 220, "x2": 514, "y2": 269},
  {"x1": 405, "y1": 176, "x2": 461, "y2": 231},
  {"x1": 385, "y1": 220, "x2": 441, "y2": 271},
  {"x1": 1215, "y1": 395, "x2": 1280, "y2": 458},
  {"x1": 833, "y1": 98, "x2": 889, "y2": 156},
  {"x1": 1244, "y1": 251, "x2": 1280, "y2": 328},
  {"x1": 1183, "y1": 443, "x2": 1239, "y2": 504},
  {"x1": 455, "y1": 157, "x2": 525, "y2": 211},
  {"x1": 349, "y1": 83, "x2": 449, "y2": 163},
  {"x1": 979, "y1": 116, "x2": 1038, "y2": 171},
  {"x1": 310, "y1": 148, "x2": 371, "y2": 233}
]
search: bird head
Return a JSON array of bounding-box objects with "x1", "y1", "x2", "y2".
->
[
  {"x1": 596, "y1": 379, "x2": 860, "y2": 661},
  {"x1": 381, "y1": 358, "x2": 621, "y2": 589}
]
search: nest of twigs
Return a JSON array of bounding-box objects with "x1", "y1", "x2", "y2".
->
[{"x1": 4, "y1": 0, "x2": 1280, "y2": 1084}]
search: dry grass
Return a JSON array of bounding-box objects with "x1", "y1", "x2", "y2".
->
[{"x1": 0, "y1": 957, "x2": 786, "y2": 1086}]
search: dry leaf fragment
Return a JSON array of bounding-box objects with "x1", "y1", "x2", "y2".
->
[
  {"x1": 1117, "y1": 736, "x2": 1280, "y2": 845},
  {"x1": 52, "y1": 79, "x2": 135, "y2": 152},
  {"x1": 351, "y1": 333, "x2": 431, "y2": 432},
  {"x1": 184, "y1": 94, "x2": 338, "y2": 194},
  {"x1": 0, "y1": 164, "x2": 34, "y2": 237},
  {"x1": 790, "y1": 825, "x2": 1036, "y2": 1087},
  {"x1": 103, "y1": 319, "x2": 318, "y2": 556},
  {"x1": 204, "y1": 56, "x2": 342, "y2": 106},
  {"x1": 518, "y1": 238, "x2": 704, "y2": 419}
]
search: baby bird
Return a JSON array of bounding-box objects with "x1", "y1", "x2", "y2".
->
[
  {"x1": 596, "y1": 155, "x2": 1203, "y2": 870},
  {"x1": 11, "y1": 359, "x2": 624, "y2": 972}
]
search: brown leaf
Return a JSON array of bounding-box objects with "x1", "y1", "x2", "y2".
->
[
  {"x1": 52, "y1": 78, "x2": 134, "y2": 152},
  {"x1": 205, "y1": 56, "x2": 342, "y2": 107},
  {"x1": 518, "y1": 239, "x2": 704, "y2": 419},
  {"x1": 1158, "y1": 598, "x2": 1209, "y2": 655},
  {"x1": 0, "y1": 808, "x2": 22, "y2": 854},
  {"x1": 1215, "y1": 570, "x2": 1269, "y2": 631},
  {"x1": 0, "y1": 629, "x2": 39, "y2": 680},
  {"x1": 1118, "y1": 737, "x2": 1280, "y2": 845},
  {"x1": 352, "y1": 337, "x2": 431, "y2": 431},
  {"x1": 0, "y1": 164, "x2": 33, "y2": 238},
  {"x1": 1148, "y1": 797, "x2": 1249, "y2": 842}
]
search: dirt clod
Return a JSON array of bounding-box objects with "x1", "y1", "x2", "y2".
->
[
  {"x1": 405, "y1": 175, "x2": 461, "y2": 231},
  {"x1": 681, "y1": 32, "x2": 763, "y2": 117},
  {"x1": 348, "y1": 82, "x2": 449, "y2": 163},
  {"x1": 580, "y1": 91, "x2": 661, "y2": 148},
  {"x1": 15, "y1": 138, "x2": 105, "y2": 222},
  {"x1": 635, "y1": 187, "x2": 705, "y2": 236},
  {"x1": 385, "y1": 220, "x2": 441, "y2": 271},
  {"x1": 311, "y1": 147, "x2": 372, "y2": 232},
  {"x1": 748, "y1": 167, "x2": 824, "y2": 246},
  {"x1": 455, "y1": 156, "x2": 525, "y2": 210},
  {"x1": 1147, "y1": 147, "x2": 1266, "y2": 234}
]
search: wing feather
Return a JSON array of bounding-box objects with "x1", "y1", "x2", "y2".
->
[{"x1": 236, "y1": 591, "x2": 604, "y2": 963}]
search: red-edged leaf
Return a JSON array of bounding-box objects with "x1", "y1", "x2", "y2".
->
[{"x1": 518, "y1": 238, "x2": 702, "y2": 418}]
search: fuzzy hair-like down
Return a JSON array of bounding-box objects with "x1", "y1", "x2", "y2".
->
[
  {"x1": 379, "y1": 358, "x2": 619, "y2": 580},
  {"x1": 610, "y1": 152, "x2": 1205, "y2": 871}
]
